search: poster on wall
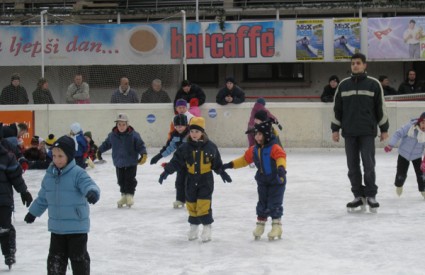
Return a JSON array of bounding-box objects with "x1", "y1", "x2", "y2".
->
[
  {"x1": 333, "y1": 18, "x2": 361, "y2": 59},
  {"x1": 296, "y1": 19, "x2": 324, "y2": 60},
  {"x1": 0, "y1": 111, "x2": 34, "y2": 147},
  {"x1": 368, "y1": 17, "x2": 425, "y2": 60}
]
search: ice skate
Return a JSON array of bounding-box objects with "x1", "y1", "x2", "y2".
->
[
  {"x1": 249, "y1": 163, "x2": 255, "y2": 168},
  {"x1": 396, "y1": 187, "x2": 403, "y2": 197},
  {"x1": 366, "y1": 197, "x2": 380, "y2": 213},
  {"x1": 188, "y1": 224, "x2": 199, "y2": 241},
  {"x1": 346, "y1": 197, "x2": 366, "y2": 213},
  {"x1": 421, "y1": 191, "x2": 425, "y2": 199},
  {"x1": 267, "y1": 219, "x2": 282, "y2": 241},
  {"x1": 126, "y1": 194, "x2": 134, "y2": 208},
  {"x1": 201, "y1": 224, "x2": 212, "y2": 242},
  {"x1": 173, "y1": 200, "x2": 184, "y2": 209},
  {"x1": 4, "y1": 249, "x2": 16, "y2": 270},
  {"x1": 117, "y1": 193, "x2": 127, "y2": 208},
  {"x1": 86, "y1": 158, "x2": 95, "y2": 169},
  {"x1": 252, "y1": 220, "x2": 265, "y2": 240}
]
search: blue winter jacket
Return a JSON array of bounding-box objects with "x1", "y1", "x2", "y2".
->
[
  {"x1": 98, "y1": 126, "x2": 147, "y2": 168},
  {"x1": 28, "y1": 159, "x2": 100, "y2": 234},
  {"x1": 74, "y1": 131, "x2": 88, "y2": 158},
  {"x1": 388, "y1": 119, "x2": 425, "y2": 161}
]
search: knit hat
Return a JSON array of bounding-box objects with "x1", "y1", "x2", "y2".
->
[
  {"x1": 52, "y1": 135, "x2": 75, "y2": 164},
  {"x1": 254, "y1": 120, "x2": 273, "y2": 144},
  {"x1": 256, "y1": 98, "x2": 266, "y2": 106},
  {"x1": 417, "y1": 112, "x2": 425, "y2": 125},
  {"x1": 70, "y1": 122, "x2": 82, "y2": 135},
  {"x1": 189, "y1": 117, "x2": 205, "y2": 132},
  {"x1": 11, "y1": 73, "x2": 20, "y2": 81},
  {"x1": 254, "y1": 110, "x2": 268, "y2": 122},
  {"x1": 175, "y1": 99, "x2": 187, "y2": 108},
  {"x1": 189, "y1": 98, "x2": 199, "y2": 107},
  {"x1": 181, "y1": 80, "x2": 191, "y2": 87},
  {"x1": 31, "y1": 135, "x2": 40, "y2": 146},
  {"x1": 328, "y1": 75, "x2": 339, "y2": 83},
  {"x1": 84, "y1": 131, "x2": 92, "y2": 139},
  {"x1": 173, "y1": 114, "x2": 188, "y2": 126},
  {"x1": 225, "y1": 77, "x2": 236, "y2": 84},
  {"x1": 115, "y1": 113, "x2": 129, "y2": 122},
  {"x1": 45, "y1": 134, "x2": 57, "y2": 147}
]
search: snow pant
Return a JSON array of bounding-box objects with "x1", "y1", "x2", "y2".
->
[
  {"x1": 186, "y1": 173, "x2": 214, "y2": 225},
  {"x1": 48, "y1": 233, "x2": 90, "y2": 275},
  {"x1": 256, "y1": 180, "x2": 285, "y2": 220},
  {"x1": 394, "y1": 155, "x2": 424, "y2": 191},
  {"x1": 115, "y1": 166, "x2": 138, "y2": 195},
  {"x1": 175, "y1": 170, "x2": 187, "y2": 203},
  {"x1": 75, "y1": 156, "x2": 87, "y2": 169},
  {"x1": 0, "y1": 206, "x2": 15, "y2": 259},
  {"x1": 344, "y1": 136, "x2": 378, "y2": 198}
]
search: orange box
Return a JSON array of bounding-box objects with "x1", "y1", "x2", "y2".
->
[{"x1": 0, "y1": 111, "x2": 34, "y2": 147}]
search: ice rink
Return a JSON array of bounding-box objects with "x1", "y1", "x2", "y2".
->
[{"x1": 8, "y1": 148, "x2": 425, "y2": 274}]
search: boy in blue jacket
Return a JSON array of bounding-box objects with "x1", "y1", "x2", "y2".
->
[
  {"x1": 24, "y1": 135, "x2": 100, "y2": 274},
  {"x1": 98, "y1": 113, "x2": 147, "y2": 208},
  {"x1": 69, "y1": 122, "x2": 88, "y2": 169}
]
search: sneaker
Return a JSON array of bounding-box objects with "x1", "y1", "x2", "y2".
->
[{"x1": 188, "y1": 224, "x2": 199, "y2": 241}]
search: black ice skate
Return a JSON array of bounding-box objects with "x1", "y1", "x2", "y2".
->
[
  {"x1": 366, "y1": 197, "x2": 380, "y2": 213},
  {"x1": 346, "y1": 197, "x2": 366, "y2": 213},
  {"x1": 4, "y1": 249, "x2": 16, "y2": 270}
]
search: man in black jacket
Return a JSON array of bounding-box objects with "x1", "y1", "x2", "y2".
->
[
  {"x1": 331, "y1": 53, "x2": 389, "y2": 213},
  {"x1": 173, "y1": 80, "x2": 206, "y2": 109},
  {"x1": 216, "y1": 77, "x2": 245, "y2": 105}
]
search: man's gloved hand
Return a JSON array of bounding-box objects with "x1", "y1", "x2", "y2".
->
[
  {"x1": 21, "y1": 191, "x2": 33, "y2": 207},
  {"x1": 220, "y1": 171, "x2": 232, "y2": 183},
  {"x1": 159, "y1": 171, "x2": 169, "y2": 184},
  {"x1": 150, "y1": 154, "x2": 162, "y2": 165},
  {"x1": 138, "y1": 154, "x2": 147, "y2": 165},
  {"x1": 384, "y1": 145, "x2": 392, "y2": 153},
  {"x1": 86, "y1": 190, "x2": 99, "y2": 204},
  {"x1": 277, "y1": 166, "x2": 286, "y2": 185},
  {"x1": 221, "y1": 162, "x2": 233, "y2": 171},
  {"x1": 24, "y1": 212, "x2": 36, "y2": 224}
]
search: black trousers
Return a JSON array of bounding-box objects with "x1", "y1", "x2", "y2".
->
[
  {"x1": 48, "y1": 233, "x2": 90, "y2": 275},
  {"x1": 175, "y1": 170, "x2": 187, "y2": 203},
  {"x1": 344, "y1": 136, "x2": 378, "y2": 198},
  {"x1": 394, "y1": 155, "x2": 424, "y2": 191},
  {"x1": 115, "y1": 166, "x2": 138, "y2": 195},
  {"x1": 0, "y1": 206, "x2": 15, "y2": 257}
]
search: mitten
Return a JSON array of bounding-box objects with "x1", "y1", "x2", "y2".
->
[
  {"x1": 18, "y1": 158, "x2": 29, "y2": 173},
  {"x1": 222, "y1": 162, "x2": 233, "y2": 170},
  {"x1": 86, "y1": 190, "x2": 99, "y2": 204},
  {"x1": 384, "y1": 145, "x2": 392, "y2": 153},
  {"x1": 21, "y1": 191, "x2": 33, "y2": 207},
  {"x1": 138, "y1": 154, "x2": 147, "y2": 165},
  {"x1": 220, "y1": 171, "x2": 232, "y2": 183},
  {"x1": 159, "y1": 171, "x2": 169, "y2": 184},
  {"x1": 161, "y1": 162, "x2": 168, "y2": 168},
  {"x1": 24, "y1": 212, "x2": 36, "y2": 224},
  {"x1": 150, "y1": 154, "x2": 162, "y2": 165},
  {"x1": 277, "y1": 166, "x2": 286, "y2": 185},
  {"x1": 277, "y1": 124, "x2": 283, "y2": 131}
]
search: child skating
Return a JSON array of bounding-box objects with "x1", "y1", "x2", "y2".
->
[
  {"x1": 158, "y1": 117, "x2": 232, "y2": 242},
  {"x1": 385, "y1": 112, "x2": 425, "y2": 198},
  {"x1": 222, "y1": 120, "x2": 287, "y2": 241},
  {"x1": 97, "y1": 113, "x2": 147, "y2": 208}
]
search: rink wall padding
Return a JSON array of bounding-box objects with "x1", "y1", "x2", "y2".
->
[{"x1": 0, "y1": 102, "x2": 423, "y2": 148}]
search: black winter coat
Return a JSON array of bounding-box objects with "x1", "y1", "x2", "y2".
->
[
  {"x1": 0, "y1": 85, "x2": 29, "y2": 105},
  {"x1": 216, "y1": 85, "x2": 245, "y2": 105},
  {"x1": 174, "y1": 84, "x2": 206, "y2": 107},
  {"x1": 320, "y1": 85, "x2": 337, "y2": 102}
]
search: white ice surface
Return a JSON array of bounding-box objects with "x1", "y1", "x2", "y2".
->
[{"x1": 7, "y1": 148, "x2": 425, "y2": 274}]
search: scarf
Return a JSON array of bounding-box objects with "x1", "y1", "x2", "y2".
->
[{"x1": 407, "y1": 125, "x2": 425, "y2": 143}]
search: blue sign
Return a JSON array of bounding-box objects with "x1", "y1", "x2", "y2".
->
[
  {"x1": 208, "y1": 109, "x2": 217, "y2": 118},
  {"x1": 146, "y1": 114, "x2": 156, "y2": 123}
]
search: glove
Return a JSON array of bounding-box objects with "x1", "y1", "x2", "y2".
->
[
  {"x1": 384, "y1": 145, "x2": 392, "y2": 153},
  {"x1": 222, "y1": 162, "x2": 233, "y2": 171},
  {"x1": 161, "y1": 162, "x2": 168, "y2": 168},
  {"x1": 220, "y1": 171, "x2": 232, "y2": 183},
  {"x1": 159, "y1": 171, "x2": 169, "y2": 184},
  {"x1": 150, "y1": 154, "x2": 162, "y2": 165},
  {"x1": 24, "y1": 212, "x2": 36, "y2": 224},
  {"x1": 421, "y1": 160, "x2": 425, "y2": 172},
  {"x1": 21, "y1": 191, "x2": 33, "y2": 207},
  {"x1": 138, "y1": 154, "x2": 147, "y2": 165},
  {"x1": 278, "y1": 124, "x2": 283, "y2": 131},
  {"x1": 19, "y1": 158, "x2": 29, "y2": 173},
  {"x1": 277, "y1": 166, "x2": 286, "y2": 185},
  {"x1": 96, "y1": 151, "x2": 102, "y2": 161},
  {"x1": 86, "y1": 190, "x2": 99, "y2": 204}
]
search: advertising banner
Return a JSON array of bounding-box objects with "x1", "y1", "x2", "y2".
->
[
  {"x1": 0, "y1": 111, "x2": 34, "y2": 147},
  {"x1": 333, "y1": 18, "x2": 361, "y2": 60},
  {"x1": 296, "y1": 20, "x2": 324, "y2": 60}
]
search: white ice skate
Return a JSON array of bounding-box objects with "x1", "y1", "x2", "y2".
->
[
  {"x1": 117, "y1": 194, "x2": 127, "y2": 208},
  {"x1": 267, "y1": 219, "x2": 282, "y2": 241},
  {"x1": 346, "y1": 197, "x2": 366, "y2": 213},
  {"x1": 201, "y1": 224, "x2": 212, "y2": 242},
  {"x1": 126, "y1": 194, "x2": 134, "y2": 208},
  {"x1": 396, "y1": 187, "x2": 403, "y2": 197},
  {"x1": 253, "y1": 221, "x2": 265, "y2": 240},
  {"x1": 421, "y1": 191, "x2": 425, "y2": 199},
  {"x1": 173, "y1": 200, "x2": 184, "y2": 209},
  {"x1": 188, "y1": 224, "x2": 199, "y2": 241}
]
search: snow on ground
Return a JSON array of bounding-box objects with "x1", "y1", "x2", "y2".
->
[{"x1": 6, "y1": 148, "x2": 425, "y2": 274}]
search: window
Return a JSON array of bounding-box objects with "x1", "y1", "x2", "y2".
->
[
  {"x1": 187, "y1": 64, "x2": 218, "y2": 85},
  {"x1": 244, "y1": 63, "x2": 305, "y2": 82}
]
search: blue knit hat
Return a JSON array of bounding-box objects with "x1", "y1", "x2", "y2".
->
[
  {"x1": 256, "y1": 98, "x2": 266, "y2": 106},
  {"x1": 175, "y1": 99, "x2": 187, "y2": 108}
]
